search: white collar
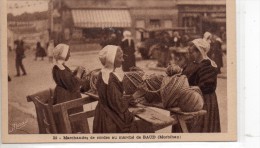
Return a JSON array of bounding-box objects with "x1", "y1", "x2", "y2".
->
[{"x1": 55, "y1": 60, "x2": 65, "y2": 70}]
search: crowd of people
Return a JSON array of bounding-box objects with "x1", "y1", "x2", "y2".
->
[
  {"x1": 10, "y1": 29, "x2": 224, "y2": 134},
  {"x1": 155, "y1": 31, "x2": 224, "y2": 73},
  {"x1": 43, "y1": 30, "x2": 222, "y2": 133}
]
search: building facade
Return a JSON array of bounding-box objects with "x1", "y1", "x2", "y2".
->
[
  {"x1": 176, "y1": 0, "x2": 226, "y2": 37},
  {"x1": 49, "y1": 0, "x2": 179, "y2": 43},
  {"x1": 7, "y1": 19, "x2": 49, "y2": 48},
  {"x1": 49, "y1": 0, "x2": 226, "y2": 43}
]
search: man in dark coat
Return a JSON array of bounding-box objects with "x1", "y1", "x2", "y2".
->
[{"x1": 15, "y1": 40, "x2": 27, "y2": 76}]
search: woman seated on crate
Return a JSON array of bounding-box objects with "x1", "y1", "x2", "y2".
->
[
  {"x1": 93, "y1": 45, "x2": 154, "y2": 133},
  {"x1": 52, "y1": 44, "x2": 86, "y2": 133},
  {"x1": 174, "y1": 38, "x2": 221, "y2": 133}
]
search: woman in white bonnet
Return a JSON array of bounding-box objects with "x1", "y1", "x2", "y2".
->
[
  {"x1": 93, "y1": 45, "x2": 154, "y2": 133},
  {"x1": 52, "y1": 43, "x2": 85, "y2": 133},
  {"x1": 178, "y1": 38, "x2": 220, "y2": 133},
  {"x1": 120, "y1": 30, "x2": 136, "y2": 72}
]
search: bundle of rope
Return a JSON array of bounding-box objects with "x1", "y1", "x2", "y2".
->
[
  {"x1": 123, "y1": 71, "x2": 145, "y2": 95},
  {"x1": 123, "y1": 71, "x2": 163, "y2": 103},
  {"x1": 143, "y1": 74, "x2": 163, "y2": 103},
  {"x1": 161, "y1": 64, "x2": 204, "y2": 112},
  {"x1": 160, "y1": 74, "x2": 190, "y2": 108},
  {"x1": 165, "y1": 63, "x2": 182, "y2": 77},
  {"x1": 89, "y1": 69, "x2": 101, "y2": 94},
  {"x1": 122, "y1": 65, "x2": 204, "y2": 112},
  {"x1": 178, "y1": 86, "x2": 204, "y2": 112}
]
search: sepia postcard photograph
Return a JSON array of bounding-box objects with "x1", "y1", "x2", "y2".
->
[{"x1": 1, "y1": 0, "x2": 236, "y2": 143}]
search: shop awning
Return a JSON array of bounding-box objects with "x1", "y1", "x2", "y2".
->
[{"x1": 72, "y1": 10, "x2": 132, "y2": 28}]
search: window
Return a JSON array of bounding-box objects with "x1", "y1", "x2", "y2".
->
[
  {"x1": 164, "y1": 20, "x2": 172, "y2": 28},
  {"x1": 164, "y1": 20, "x2": 173, "y2": 36},
  {"x1": 150, "y1": 19, "x2": 161, "y2": 28}
]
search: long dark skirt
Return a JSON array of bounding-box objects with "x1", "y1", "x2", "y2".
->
[
  {"x1": 122, "y1": 54, "x2": 136, "y2": 72},
  {"x1": 93, "y1": 103, "x2": 154, "y2": 133}
]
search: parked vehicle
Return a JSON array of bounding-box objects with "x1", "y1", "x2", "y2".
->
[{"x1": 135, "y1": 27, "x2": 195, "y2": 59}]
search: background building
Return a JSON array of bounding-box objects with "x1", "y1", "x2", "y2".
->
[
  {"x1": 7, "y1": 11, "x2": 49, "y2": 49},
  {"x1": 49, "y1": 0, "x2": 179, "y2": 43},
  {"x1": 176, "y1": 0, "x2": 226, "y2": 39},
  {"x1": 49, "y1": 0, "x2": 226, "y2": 45}
]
